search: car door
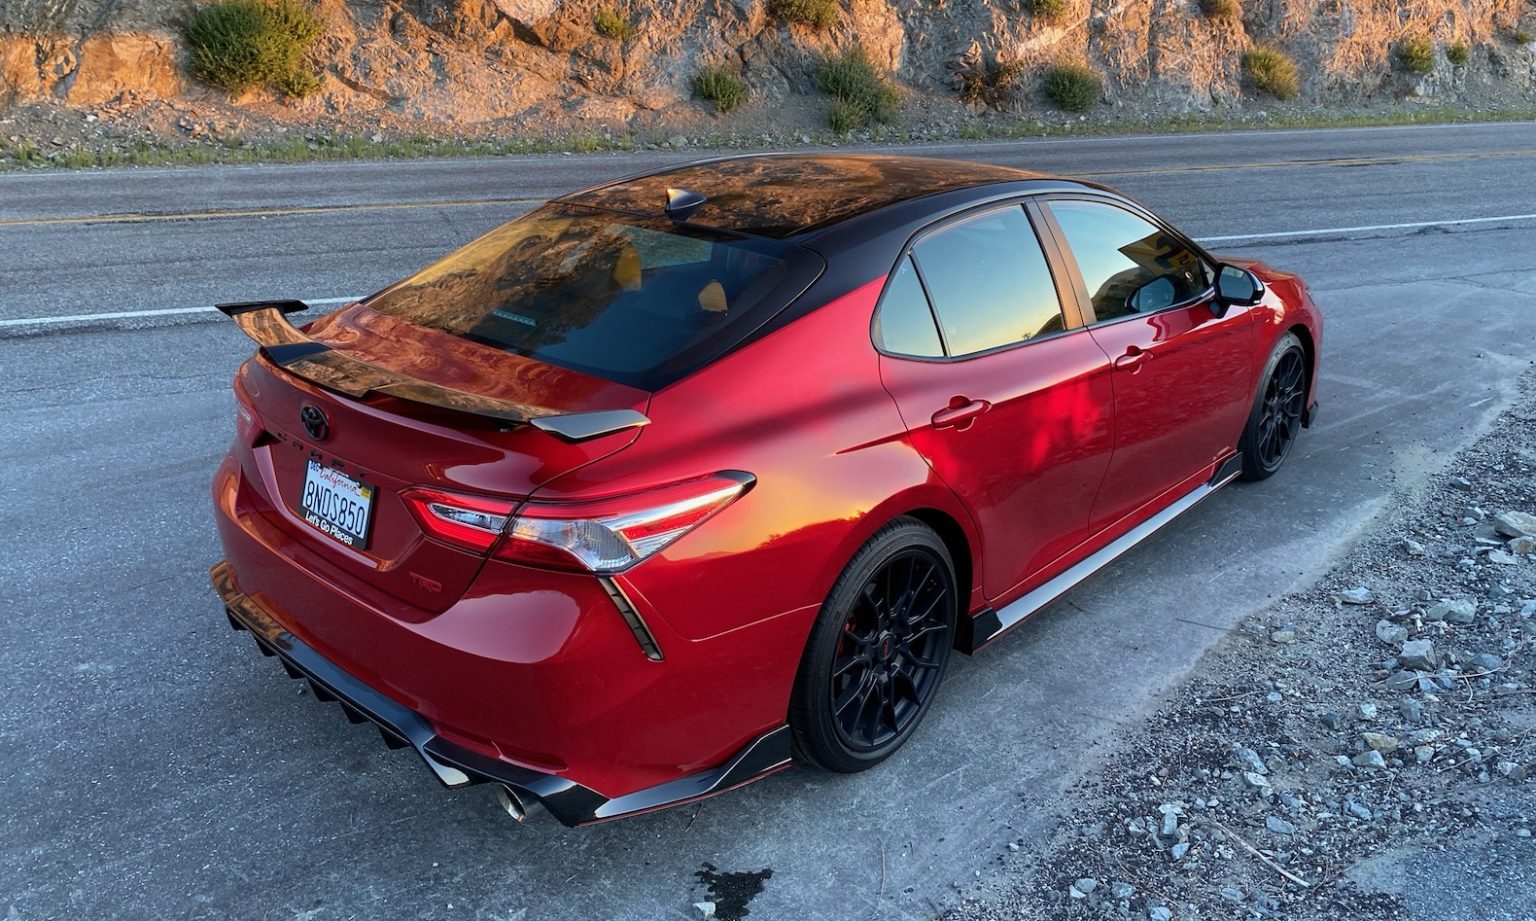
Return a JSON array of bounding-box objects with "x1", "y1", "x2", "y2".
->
[
  {"x1": 875, "y1": 203, "x2": 1116, "y2": 600},
  {"x1": 1039, "y1": 197, "x2": 1258, "y2": 532}
]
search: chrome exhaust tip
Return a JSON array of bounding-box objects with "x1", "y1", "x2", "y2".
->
[{"x1": 494, "y1": 784, "x2": 530, "y2": 822}]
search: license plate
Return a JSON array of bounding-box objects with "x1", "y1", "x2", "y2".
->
[{"x1": 298, "y1": 460, "x2": 375, "y2": 550}]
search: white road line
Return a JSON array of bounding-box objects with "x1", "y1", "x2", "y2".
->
[
  {"x1": 0, "y1": 296, "x2": 360, "y2": 328},
  {"x1": 1199, "y1": 212, "x2": 1536, "y2": 242},
  {"x1": 4, "y1": 209, "x2": 1536, "y2": 329}
]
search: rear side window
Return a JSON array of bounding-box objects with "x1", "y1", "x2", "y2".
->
[
  {"x1": 363, "y1": 204, "x2": 820, "y2": 389},
  {"x1": 911, "y1": 206, "x2": 1065, "y2": 357},
  {"x1": 1048, "y1": 200, "x2": 1210, "y2": 324},
  {"x1": 873, "y1": 257, "x2": 943, "y2": 357}
]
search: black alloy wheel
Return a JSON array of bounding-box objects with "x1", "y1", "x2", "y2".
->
[
  {"x1": 1240, "y1": 332, "x2": 1308, "y2": 481},
  {"x1": 789, "y1": 518, "x2": 958, "y2": 772}
]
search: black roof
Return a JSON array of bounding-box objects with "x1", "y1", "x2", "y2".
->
[{"x1": 558, "y1": 154, "x2": 1048, "y2": 239}]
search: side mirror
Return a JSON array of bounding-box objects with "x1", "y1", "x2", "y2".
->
[{"x1": 1213, "y1": 263, "x2": 1265, "y2": 315}]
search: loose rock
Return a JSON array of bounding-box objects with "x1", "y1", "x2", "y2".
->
[
  {"x1": 1426, "y1": 599, "x2": 1477, "y2": 623},
  {"x1": 1352, "y1": 750, "x2": 1388, "y2": 769},
  {"x1": 1231, "y1": 745, "x2": 1267, "y2": 775},
  {"x1": 1468, "y1": 652, "x2": 1504, "y2": 671},
  {"x1": 1363, "y1": 732, "x2": 1400, "y2": 753},
  {"x1": 1492, "y1": 510, "x2": 1536, "y2": 539},
  {"x1": 1399, "y1": 639, "x2": 1438, "y2": 670},
  {"x1": 1375, "y1": 619, "x2": 1409, "y2": 645}
]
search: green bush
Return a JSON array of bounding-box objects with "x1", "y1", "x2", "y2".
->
[
  {"x1": 1447, "y1": 40, "x2": 1470, "y2": 65},
  {"x1": 816, "y1": 46, "x2": 900, "y2": 131},
  {"x1": 1396, "y1": 34, "x2": 1435, "y2": 73},
  {"x1": 1041, "y1": 62, "x2": 1101, "y2": 112},
  {"x1": 770, "y1": 0, "x2": 839, "y2": 30},
  {"x1": 593, "y1": 8, "x2": 636, "y2": 40},
  {"x1": 184, "y1": 0, "x2": 323, "y2": 97},
  {"x1": 1517, "y1": 29, "x2": 1534, "y2": 44},
  {"x1": 1242, "y1": 44, "x2": 1299, "y2": 100},
  {"x1": 1030, "y1": 0, "x2": 1071, "y2": 21},
  {"x1": 693, "y1": 66, "x2": 748, "y2": 114},
  {"x1": 1198, "y1": 0, "x2": 1239, "y2": 18}
]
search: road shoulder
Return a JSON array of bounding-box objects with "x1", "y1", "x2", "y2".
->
[{"x1": 949, "y1": 372, "x2": 1536, "y2": 921}]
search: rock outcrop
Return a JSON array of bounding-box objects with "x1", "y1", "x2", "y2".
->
[{"x1": 2, "y1": 0, "x2": 1533, "y2": 126}]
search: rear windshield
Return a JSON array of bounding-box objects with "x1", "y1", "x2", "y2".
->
[{"x1": 363, "y1": 204, "x2": 822, "y2": 390}]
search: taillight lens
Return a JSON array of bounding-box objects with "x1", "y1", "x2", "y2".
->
[
  {"x1": 401, "y1": 473, "x2": 753, "y2": 573},
  {"x1": 401, "y1": 488, "x2": 518, "y2": 553}
]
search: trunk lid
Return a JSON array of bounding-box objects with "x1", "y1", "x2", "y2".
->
[{"x1": 235, "y1": 305, "x2": 648, "y2": 615}]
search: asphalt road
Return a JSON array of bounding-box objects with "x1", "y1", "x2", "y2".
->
[{"x1": 3, "y1": 122, "x2": 1536, "y2": 921}]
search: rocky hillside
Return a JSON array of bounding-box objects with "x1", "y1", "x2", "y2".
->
[{"x1": 3, "y1": 0, "x2": 1536, "y2": 142}]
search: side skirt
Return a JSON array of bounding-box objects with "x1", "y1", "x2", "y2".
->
[{"x1": 956, "y1": 454, "x2": 1244, "y2": 654}]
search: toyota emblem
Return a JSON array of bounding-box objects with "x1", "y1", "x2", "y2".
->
[{"x1": 299, "y1": 403, "x2": 329, "y2": 441}]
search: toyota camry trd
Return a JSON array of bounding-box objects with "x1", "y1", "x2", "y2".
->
[{"x1": 210, "y1": 154, "x2": 1321, "y2": 825}]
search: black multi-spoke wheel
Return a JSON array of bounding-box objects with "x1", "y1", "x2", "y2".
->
[
  {"x1": 1239, "y1": 333, "x2": 1308, "y2": 481},
  {"x1": 789, "y1": 518, "x2": 958, "y2": 772}
]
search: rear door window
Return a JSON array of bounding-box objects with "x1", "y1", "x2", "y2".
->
[
  {"x1": 910, "y1": 206, "x2": 1065, "y2": 357},
  {"x1": 873, "y1": 257, "x2": 944, "y2": 357}
]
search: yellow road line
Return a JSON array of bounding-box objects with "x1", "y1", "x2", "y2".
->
[
  {"x1": 1075, "y1": 147, "x2": 1536, "y2": 178},
  {"x1": 0, "y1": 196, "x2": 544, "y2": 228}
]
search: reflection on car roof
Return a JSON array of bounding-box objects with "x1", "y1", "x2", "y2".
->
[{"x1": 559, "y1": 154, "x2": 1048, "y2": 239}]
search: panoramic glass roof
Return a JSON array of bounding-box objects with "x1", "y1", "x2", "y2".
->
[{"x1": 559, "y1": 154, "x2": 1046, "y2": 239}]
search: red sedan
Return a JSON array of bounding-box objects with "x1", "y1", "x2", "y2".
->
[{"x1": 210, "y1": 154, "x2": 1321, "y2": 824}]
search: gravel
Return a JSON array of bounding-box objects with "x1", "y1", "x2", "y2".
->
[{"x1": 945, "y1": 375, "x2": 1536, "y2": 921}]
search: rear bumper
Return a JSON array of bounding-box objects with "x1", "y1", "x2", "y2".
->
[{"x1": 212, "y1": 561, "x2": 790, "y2": 826}]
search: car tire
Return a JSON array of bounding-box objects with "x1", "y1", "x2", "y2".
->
[
  {"x1": 788, "y1": 517, "x2": 959, "y2": 773},
  {"x1": 1238, "y1": 332, "x2": 1308, "y2": 482}
]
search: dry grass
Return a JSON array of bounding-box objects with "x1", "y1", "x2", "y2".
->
[
  {"x1": 769, "y1": 0, "x2": 838, "y2": 30},
  {"x1": 1243, "y1": 44, "x2": 1299, "y2": 100},
  {"x1": 593, "y1": 8, "x2": 637, "y2": 40}
]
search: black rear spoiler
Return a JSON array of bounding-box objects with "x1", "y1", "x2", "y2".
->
[{"x1": 216, "y1": 300, "x2": 649, "y2": 442}]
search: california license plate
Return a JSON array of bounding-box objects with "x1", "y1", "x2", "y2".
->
[{"x1": 298, "y1": 460, "x2": 375, "y2": 550}]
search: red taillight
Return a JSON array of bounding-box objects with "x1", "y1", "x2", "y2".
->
[
  {"x1": 401, "y1": 487, "x2": 518, "y2": 553},
  {"x1": 400, "y1": 473, "x2": 754, "y2": 573}
]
